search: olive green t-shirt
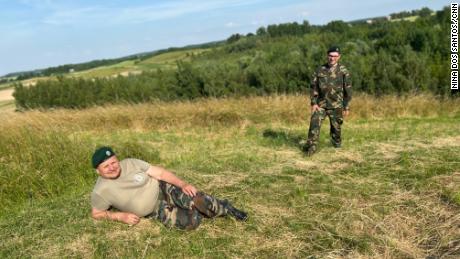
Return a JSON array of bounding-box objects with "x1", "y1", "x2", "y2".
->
[{"x1": 91, "y1": 158, "x2": 160, "y2": 217}]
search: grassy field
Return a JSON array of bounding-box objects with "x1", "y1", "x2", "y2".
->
[{"x1": 0, "y1": 94, "x2": 459, "y2": 258}]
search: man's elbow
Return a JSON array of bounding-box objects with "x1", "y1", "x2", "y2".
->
[{"x1": 148, "y1": 166, "x2": 167, "y2": 181}]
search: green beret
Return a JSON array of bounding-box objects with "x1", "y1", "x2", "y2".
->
[
  {"x1": 92, "y1": 146, "x2": 115, "y2": 168},
  {"x1": 327, "y1": 46, "x2": 340, "y2": 54}
]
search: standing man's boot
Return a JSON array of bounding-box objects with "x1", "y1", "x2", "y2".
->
[{"x1": 303, "y1": 144, "x2": 316, "y2": 156}]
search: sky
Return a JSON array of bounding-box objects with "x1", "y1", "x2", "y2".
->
[{"x1": 0, "y1": 0, "x2": 453, "y2": 76}]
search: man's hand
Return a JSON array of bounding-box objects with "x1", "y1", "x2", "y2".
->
[
  {"x1": 119, "y1": 212, "x2": 140, "y2": 225},
  {"x1": 343, "y1": 109, "x2": 350, "y2": 117},
  {"x1": 147, "y1": 166, "x2": 199, "y2": 197},
  {"x1": 182, "y1": 184, "x2": 198, "y2": 197},
  {"x1": 311, "y1": 104, "x2": 320, "y2": 113}
]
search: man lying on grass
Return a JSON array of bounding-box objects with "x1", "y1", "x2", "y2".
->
[{"x1": 90, "y1": 146, "x2": 248, "y2": 230}]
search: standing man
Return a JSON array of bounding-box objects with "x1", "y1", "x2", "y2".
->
[
  {"x1": 304, "y1": 46, "x2": 352, "y2": 156},
  {"x1": 90, "y1": 146, "x2": 248, "y2": 230}
]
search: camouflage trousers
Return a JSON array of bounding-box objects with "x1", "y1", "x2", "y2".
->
[
  {"x1": 156, "y1": 181, "x2": 228, "y2": 230},
  {"x1": 306, "y1": 107, "x2": 343, "y2": 150}
]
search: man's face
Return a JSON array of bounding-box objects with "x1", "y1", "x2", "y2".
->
[
  {"x1": 327, "y1": 51, "x2": 341, "y2": 66},
  {"x1": 96, "y1": 156, "x2": 121, "y2": 179}
]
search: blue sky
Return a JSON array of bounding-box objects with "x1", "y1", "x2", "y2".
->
[{"x1": 0, "y1": 0, "x2": 452, "y2": 76}]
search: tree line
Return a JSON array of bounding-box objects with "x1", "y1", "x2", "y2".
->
[{"x1": 14, "y1": 6, "x2": 454, "y2": 109}]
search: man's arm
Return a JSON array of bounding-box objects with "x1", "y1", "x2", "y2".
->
[
  {"x1": 146, "y1": 166, "x2": 198, "y2": 197},
  {"x1": 310, "y1": 71, "x2": 321, "y2": 113},
  {"x1": 310, "y1": 72, "x2": 319, "y2": 107},
  {"x1": 91, "y1": 207, "x2": 140, "y2": 225},
  {"x1": 342, "y1": 70, "x2": 352, "y2": 117}
]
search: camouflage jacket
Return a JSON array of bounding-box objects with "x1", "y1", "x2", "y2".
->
[{"x1": 310, "y1": 63, "x2": 352, "y2": 110}]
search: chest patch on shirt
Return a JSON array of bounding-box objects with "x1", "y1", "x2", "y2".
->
[{"x1": 133, "y1": 173, "x2": 146, "y2": 185}]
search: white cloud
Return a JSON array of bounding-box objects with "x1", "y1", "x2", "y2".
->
[{"x1": 225, "y1": 22, "x2": 238, "y2": 28}]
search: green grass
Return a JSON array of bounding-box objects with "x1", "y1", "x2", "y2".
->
[{"x1": 1, "y1": 95, "x2": 460, "y2": 258}]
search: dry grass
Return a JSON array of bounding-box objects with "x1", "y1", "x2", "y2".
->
[{"x1": 1, "y1": 94, "x2": 458, "y2": 133}]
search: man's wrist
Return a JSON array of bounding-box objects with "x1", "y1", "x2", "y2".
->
[{"x1": 106, "y1": 211, "x2": 120, "y2": 221}]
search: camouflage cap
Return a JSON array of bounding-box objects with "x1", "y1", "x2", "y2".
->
[
  {"x1": 92, "y1": 146, "x2": 115, "y2": 168},
  {"x1": 327, "y1": 46, "x2": 341, "y2": 54}
]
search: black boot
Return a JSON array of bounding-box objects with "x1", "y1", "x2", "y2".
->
[
  {"x1": 222, "y1": 200, "x2": 248, "y2": 221},
  {"x1": 304, "y1": 145, "x2": 316, "y2": 156}
]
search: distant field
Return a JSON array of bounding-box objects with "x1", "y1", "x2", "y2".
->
[
  {"x1": 0, "y1": 88, "x2": 14, "y2": 101},
  {"x1": 0, "y1": 83, "x2": 12, "y2": 90},
  {"x1": 0, "y1": 48, "x2": 208, "y2": 89},
  {"x1": 390, "y1": 15, "x2": 419, "y2": 22},
  {"x1": 0, "y1": 94, "x2": 459, "y2": 258},
  {"x1": 67, "y1": 48, "x2": 208, "y2": 79},
  {"x1": 138, "y1": 49, "x2": 208, "y2": 69},
  {"x1": 0, "y1": 75, "x2": 58, "y2": 89},
  {"x1": 70, "y1": 60, "x2": 140, "y2": 78},
  {"x1": 0, "y1": 76, "x2": 17, "y2": 89},
  {"x1": 0, "y1": 100, "x2": 14, "y2": 111}
]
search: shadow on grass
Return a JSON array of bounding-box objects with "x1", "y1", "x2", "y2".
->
[{"x1": 262, "y1": 129, "x2": 306, "y2": 151}]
